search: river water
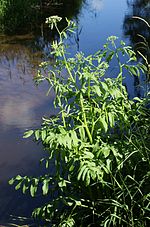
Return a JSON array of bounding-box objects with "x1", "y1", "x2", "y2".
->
[{"x1": 0, "y1": 0, "x2": 149, "y2": 225}]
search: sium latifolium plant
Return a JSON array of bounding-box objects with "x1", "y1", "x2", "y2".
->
[{"x1": 9, "y1": 16, "x2": 150, "y2": 226}]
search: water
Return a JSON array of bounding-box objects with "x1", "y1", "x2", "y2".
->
[{"x1": 0, "y1": 0, "x2": 149, "y2": 224}]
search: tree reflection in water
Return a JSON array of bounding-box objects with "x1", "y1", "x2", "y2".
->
[{"x1": 123, "y1": 0, "x2": 150, "y2": 97}]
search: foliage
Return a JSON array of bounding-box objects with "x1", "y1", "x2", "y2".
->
[
  {"x1": 9, "y1": 16, "x2": 150, "y2": 226},
  {"x1": 0, "y1": 0, "x2": 84, "y2": 35},
  {"x1": 123, "y1": 0, "x2": 150, "y2": 71},
  {"x1": 131, "y1": 16, "x2": 150, "y2": 75},
  {"x1": 0, "y1": 0, "x2": 39, "y2": 34}
]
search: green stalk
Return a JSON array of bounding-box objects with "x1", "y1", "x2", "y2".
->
[
  {"x1": 55, "y1": 23, "x2": 75, "y2": 83},
  {"x1": 62, "y1": 50, "x2": 75, "y2": 83},
  {"x1": 61, "y1": 110, "x2": 66, "y2": 128},
  {"x1": 87, "y1": 77, "x2": 91, "y2": 100},
  {"x1": 116, "y1": 52, "x2": 123, "y2": 75},
  {"x1": 80, "y1": 92, "x2": 93, "y2": 144},
  {"x1": 87, "y1": 77, "x2": 95, "y2": 138}
]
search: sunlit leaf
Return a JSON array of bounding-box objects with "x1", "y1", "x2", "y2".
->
[
  {"x1": 15, "y1": 181, "x2": 22, "y2": 190},
  {"x1": 100, "y1": 116, "x2": 108, "y2": 132},
  {"x1": 102, "y1": 147, "x2": 110, "y2": 158},
  {"x1": 9, "y1": 178, "x2": 15, "y2": 185},
  {"x1": 42, "y1": 180, "x2": 49, "y2": 195},
  {"x1": 41, "y1": 130, "x2": 46, "y2": 141},
  {"x1": 35, "y1": 130, "x2": 40, "y2": 140},
  {"x1": 23, "y1": 130, "x2": 34, "y2": 138},
  {"x1": 22, "y1": 183, "x2": 29, "y2": 194}
]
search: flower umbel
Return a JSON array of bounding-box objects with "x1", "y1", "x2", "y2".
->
[{"x1": 45, "y1": 16, "x2": 62, "y2": 29}]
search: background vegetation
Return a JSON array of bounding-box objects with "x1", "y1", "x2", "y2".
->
[{"x1": 0, "y1": 0, "x2": 83, "y2": 34}]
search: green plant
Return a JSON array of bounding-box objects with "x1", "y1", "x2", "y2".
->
[{"x1": 9, "y1": 16, "x2": 150, "y2": 226}]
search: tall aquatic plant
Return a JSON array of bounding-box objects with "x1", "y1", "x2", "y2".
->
[{"x1": 9, "y1": 16, "x2": 150, "y2": 226}]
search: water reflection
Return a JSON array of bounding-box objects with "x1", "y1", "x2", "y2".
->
[
  {"x1": 0, "y1": 0, "x2": 85, "y2": 223},
  {"x1": 123, "y1": 0, "x2": 150, "y2": 64},
  {"x1": 123, "y1": 0, "x2": 150, "y2": 97},
  {"x1": 0, "y1": 36, "x2": 55, "y2": 130},
  {"x1": 90, "y1": 0, "x2": 103, "y2": 12},
  {"x1": 0, "y1": 35, "x2": 56, "y2": 222}
]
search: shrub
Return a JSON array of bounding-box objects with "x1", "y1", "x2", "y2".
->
[{"x1": 9, "y1": 16, "x2": 150, "y2": 226}]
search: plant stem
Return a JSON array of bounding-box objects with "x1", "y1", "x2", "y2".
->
[
  {"x1": 80, "y1": 92, "x2": 93, "y2": 144},
  {"x1": 55, "y1": 23, "x2": 75, "y2": 83}
]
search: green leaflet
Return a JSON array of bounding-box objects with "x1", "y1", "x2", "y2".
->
[
  {"x1": 35, "y1": 130, "x2": 40, "y2": 140},
  {"x1": 30, "y1": 179, "x2": 39, "y2": 197},
  {"x1": 22, "y1": 183, "x2": 29, "y2": 194},
  {"x1": 41, "y1": 130, "x2": 47, "y2": 141},
  {"x1": 23, "y1": 130, "x2": 34, "y2": 138},
  {"x1": 42, "y1": 179, "x2": 49, "y2": 196},
  {"x1": 101, "y1": 146, "x2": 110, "y2": 158},
  {"x1": 100, "y1": 116, "x2": 108, "y2": 132},
  {"x1": 108, "y1": 112, "x2": 115, "y2": 127},
  {"x1": 70, "y1": 130, "x2": 79, "y2": 147}
]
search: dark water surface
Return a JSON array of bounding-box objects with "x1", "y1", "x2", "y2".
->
[{"x1": 0, "y1": 0, "x2": 149, "y2": 224}]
